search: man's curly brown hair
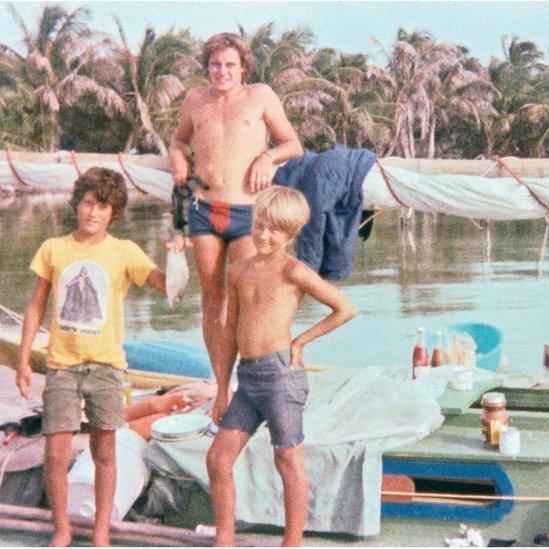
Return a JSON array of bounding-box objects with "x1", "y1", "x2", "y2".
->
[
  {"x1": 69, "y1": 167, "x2": 128, "y2": 220},
  {"x1": 202, "y1": 33, "x2": 255, "y2": 82}
]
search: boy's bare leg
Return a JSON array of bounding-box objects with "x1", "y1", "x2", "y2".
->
[
  {"x1": 274, "y1": 444, "x2": 308, "y2": 547},
  {"x1": 191, "y1": 235, "x2": 228, "y2": 373},
  {"x1": 206, "y1": 428, "x2": 251, "y2": 546},
  {"x1": 89, "y1": 427, "x2": 116, "y2": 547},
  {"x1": 44, "y1": 432, "x2": 73, "y2": 547}
]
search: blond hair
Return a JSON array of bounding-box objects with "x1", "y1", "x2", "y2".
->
[{"x1": 253, "y1": 186, "x2": 310, "y2": 237}]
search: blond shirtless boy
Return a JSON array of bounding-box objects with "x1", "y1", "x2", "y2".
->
[
  {"x1": 206, "y1": 186, "x2": 356, "y2": 547},
  {"x1": 168, "y1": 33, "x2": 303, "y2": 381}
]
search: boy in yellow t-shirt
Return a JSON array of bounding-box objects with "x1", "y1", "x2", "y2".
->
[{"x1": 16, "y1": 167, "x2": 166, "y2": 547}]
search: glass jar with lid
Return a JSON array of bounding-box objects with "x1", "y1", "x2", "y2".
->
[{"x1": 481, "y1": 392, "x2": 509, "y2": 446}]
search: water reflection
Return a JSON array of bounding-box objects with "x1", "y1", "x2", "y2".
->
[{"x1": 1, "y1": 195, "x2": 547, "y2": 375}]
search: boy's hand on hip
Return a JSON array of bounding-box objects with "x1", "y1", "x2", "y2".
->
[
  {"x1": 290, "y1": 341, "x2": 304, "y2": 367},
  {"x1": 16, "y1": 364, "x2": 34, "y2": 401},
  {"x1": 212, "y1": 393, "x2": 229, "y2": 426}
]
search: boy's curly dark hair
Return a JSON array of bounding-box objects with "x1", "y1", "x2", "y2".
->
[{"x1": 69, "y1": 167, "x2": 128, "y2": 220}]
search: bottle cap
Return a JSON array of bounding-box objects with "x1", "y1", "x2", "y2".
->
[
  {"x1": 417, "y1": 327, "x2": 425, "y2": 333},
  {"x1": 481, "y1": 392, "x2": 506, "y2": 406}
]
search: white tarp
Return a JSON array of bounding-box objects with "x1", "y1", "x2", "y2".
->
[
  {"x1": 364, "y1": 164, "x2": 548, "y2": 220},
  {"x1": 2, "y1": 159, "x2": 548, "y2": 220},
  {"x1": 0, "y1": 160, "x2": 172, "y2": 201}
]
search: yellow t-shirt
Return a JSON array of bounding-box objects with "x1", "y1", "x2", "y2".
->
[{"x1": 30, "y1": 233, "x2": 156, "y2": 370}]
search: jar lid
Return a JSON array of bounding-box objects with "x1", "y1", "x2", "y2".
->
[{"x1": 481, "y1": 392, "x2": 506, "y2": 405}]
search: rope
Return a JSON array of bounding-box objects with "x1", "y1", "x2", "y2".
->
[
  {"x1": 480, "y1": 158, "x2": 500, "y2": 177},
  {"x1": 0, "y1": 303, "x2": 48, "y2": 333},
  {"x1": 358, "y1": 208, "x2": 387, "y2": 230},
  {"x1": 5, "y1": 149, "x2": 31, "y2": 188},
  {"x1": 376, "y1": 159, "x2": 408, "y2": 208},
  {"x1": 467, "y1": 218, "x2": 484, "y2": 230},
  {"x1": 492, "y1": 156, "x2": 549, "y2": 210},
  {"x1": 117, "y1": 153, "x2": 147, "y2": 195},
  {"x1": 540, "y1": 216, "x2": 549, "y2": 265},
  {"x1": 382, "y1": 490, "x2": 549, "y2": 502},
  {"x1": 69, "y1": 150, "x2": 82, "y2": 177}
]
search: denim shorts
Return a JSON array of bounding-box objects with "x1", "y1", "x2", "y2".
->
[
  {"x1": 219, "y1": 349, "x2": 309, "y2": 449},
  {"x1": 42, "y1": 362, "x2": 125, "y2": 434},
  {"x1": 188, "y1": 196, "x2": 253, "y2": 243}
]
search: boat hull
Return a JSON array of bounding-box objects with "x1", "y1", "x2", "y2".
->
[{"x1": 0, "y1": 327, "x2": 212, "y2": 389}]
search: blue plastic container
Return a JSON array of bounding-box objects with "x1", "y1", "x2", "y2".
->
[{"x1": 448, "y1": 322, "x2": 502, "y2": 372}]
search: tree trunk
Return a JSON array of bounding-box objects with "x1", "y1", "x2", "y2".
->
[
  {"x1": 408, "y1": 119, "x2": 416, "y2": 159},
  {"x1": 427, "y1": 117, "x2": 436, "y2": 159},
  {"x1": 123, "y1": 130, "x2": 137, "y2": 154}
]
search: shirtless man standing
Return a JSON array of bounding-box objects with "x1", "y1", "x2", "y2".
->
[{"x1": 169, "y1": 33, "x2": 303, "y2": 380}]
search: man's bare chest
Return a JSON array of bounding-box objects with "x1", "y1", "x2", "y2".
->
[{"x1": 193, "y1": 100, "x2": 264, "y2": 136}]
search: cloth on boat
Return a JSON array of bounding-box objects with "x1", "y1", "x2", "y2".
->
[
  {"x1": 274, "y1": 145, "x2": 377, "y2": 280},
  {"x1": 363, "y1": 164, "x2": 549, "y2": 220},
  {"x1": 144, "y1": 366, "x2": 443, "y2": 536},
  {"x1": 0, "y1": 159, "x2": 173, "y2": 201}
]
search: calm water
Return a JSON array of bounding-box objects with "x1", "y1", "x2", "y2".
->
[{"x1": 1, "y1": 194, "x2": 547, "y2": 378}]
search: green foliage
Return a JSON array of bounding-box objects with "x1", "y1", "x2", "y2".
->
[{"x1": 0, "y1": 7, "x2": 546, "y2": 158}]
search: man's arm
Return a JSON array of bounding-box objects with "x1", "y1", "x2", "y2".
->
[
  {"x1": 211, "y1": 265, "x2": 240, "y2": 424},
  {"x1": 249, "y1": 84, "x2": 304, "y2": 192},
  {"x1": 287, "y1": 261, "x2": 356, "y2": 366},
  {"x1": 168, "y1": 91, "x2": 196, "y2": 186},
  {"x1": 16, "y1": 276, "x2": 51, "y2": 400},
  {"x1": 146, "y1": 268, "x2": 166, "y2": 294}
]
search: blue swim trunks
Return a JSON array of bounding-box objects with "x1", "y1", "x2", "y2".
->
[
  {"x1": 219, "y1": 349, "x2": 309, "y2": 449},
  {"x1": 188, "y1": 197, "x2": 253, "y2": 243}
]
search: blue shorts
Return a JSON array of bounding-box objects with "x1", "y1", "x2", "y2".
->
[
  {"x1": 188, "y1": 197, "x2": 253, "y2": 243},
  {"x1": 219, "y1": 350, "x2": 309, "y2": 449}
]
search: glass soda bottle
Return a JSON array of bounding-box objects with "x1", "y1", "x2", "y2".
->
[
  {"x1": 412, "y1": 327, "x2": 430, "y2": 379},
  {"x1": 431, "y1": 330, "x2": 444, "y2": 367}
]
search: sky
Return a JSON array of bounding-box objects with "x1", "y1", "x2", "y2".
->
[{"x1": 1, "y1": 1, "x2": 547, "y2": 66}]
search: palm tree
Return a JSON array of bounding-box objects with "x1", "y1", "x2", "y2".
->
[
  {"x1": 488, "y1": 36, "x2": 548, "y2": 156},
  {"x1": 1, "y1": 3, "x2": 127, "y2": 151},
  {"x1": 111, "y1": 20, "x2": 203, "y2": 155},
  {"x1": 371, "y1": 29, "x2": 498, "y2": 158}
]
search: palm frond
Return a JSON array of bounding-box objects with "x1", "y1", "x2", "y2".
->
[
  {"x1": 147, "y1": 74, "x2": 185, "y2": 109},
  {"x1": 7, "y1": 3, "x2": 34, "y2": 50},
  {"x1": 26, "y1": 49, "x2": 55, "y2": 84},
  {"x1": 35, "y1": 84, "x2": 60, "y2": 112}
]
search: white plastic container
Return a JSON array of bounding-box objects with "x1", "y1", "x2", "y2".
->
[
  {"x1": 450, "y1": 366, "x2": 473, "y2": 391},
  {"x1": 499, "y1": 426, "x2": 521, "y2": 455},
  {"x1": 67, "y1": 427, "x2": 149, "y2": 520}
]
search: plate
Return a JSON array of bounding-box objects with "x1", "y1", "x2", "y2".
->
[
  {"x1": 151, "y1": 413, "x2": 210, "y2": 438},
  {"x1": 501, "y1": 373, "x2": 539, "y2": 388},
  {"x1": 152, "y1": 431, "x2": 205, "y2": 442}
]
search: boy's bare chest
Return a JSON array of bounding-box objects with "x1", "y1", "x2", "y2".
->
[{"x1": 239, "y1": 274, "x2": 296, "y2": 307}]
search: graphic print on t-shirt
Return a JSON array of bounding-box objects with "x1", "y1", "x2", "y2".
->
[{"x1": 57, "y1": 261, "x2": 108, "y2": 336}]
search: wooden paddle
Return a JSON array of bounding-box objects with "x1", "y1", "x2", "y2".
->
[{"x1": 381, "y1": 474, "x2": 415, "y2": 503}]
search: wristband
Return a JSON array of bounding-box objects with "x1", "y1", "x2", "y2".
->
[{"x1": 261, "y1": 150, "x2": 275, "y2": 162}]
